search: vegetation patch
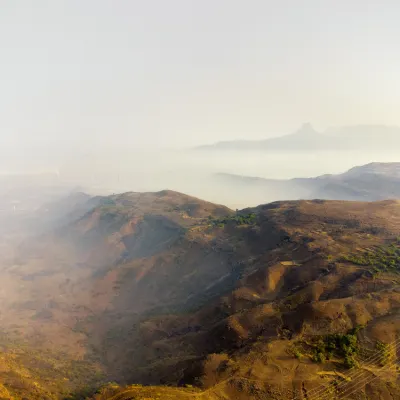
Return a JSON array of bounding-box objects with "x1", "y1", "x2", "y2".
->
[
  {"x1": 341, "y1": 243, "x2": 400, "y2": 274},
  {"x1": 0, "y1": 333, "x2": 104, "y2": 400},
  {"x1": 293, "y1": 326, "x2": 364, "y2": 369},
  {"x1": 207, "y1": 213, "x2": 257, "y2": 227},
  {"x1": 99, "y1": 198, "x2": 116, "y2": 206},
  {"x1": 376, "y1": 341, "x2": 392, "y2": 366}
]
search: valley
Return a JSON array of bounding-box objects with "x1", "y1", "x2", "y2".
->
[
  {"x1": 0, "y1": 181, "x2": 398, "y2": 399},
  {"x1": 4, "y1": 2, "x2": 400, "y2": 398}
]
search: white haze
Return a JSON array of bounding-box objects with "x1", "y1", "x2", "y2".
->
[
  {"x1": 1, "y1": 1, "x2": 400, "y2": 208},
  {"x1": 54, "y1": 147, "x2": 400, "y2": 209}
]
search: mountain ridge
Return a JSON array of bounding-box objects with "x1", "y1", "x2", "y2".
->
[
  {"x1": 213, "y1": 162, "x2": 400, "y2": 205},
  {"x1": 195, "y1": 124, "x2": 400, "y2": 151},
  {"x1": 79, "y1": 197, "x2": 400, "y2": 399},
  {"x1": 0, "y1": 187, "x2": 399, "y2": 399}
]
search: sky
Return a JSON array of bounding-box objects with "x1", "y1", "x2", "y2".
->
[{"x1": 0, "y1": 0, "x2": 400, "y2": 175}]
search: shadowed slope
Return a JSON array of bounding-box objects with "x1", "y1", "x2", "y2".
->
[
  {"x1": 1, "y1": 193, "x2": 400, "y2": 399},
  {"x1": 80, "y1": 200, "x2": 400, "y2": 400}
]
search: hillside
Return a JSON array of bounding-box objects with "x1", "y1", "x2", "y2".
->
[
  {"x1": 0, "y1": 191, "x2": 399, "y2": 399},
  {"x1": 81, "y1": 199, "x2": 400, "y2": 400},
  {"x1": 0, "y1": 190, "x2": 234, "y2": 398},
  {"x1": 195, "y1": 124, "x2": 400, "y2": 152},
  {"x1": 214, "y1": 162, "x2": 400, "y2": 205}
]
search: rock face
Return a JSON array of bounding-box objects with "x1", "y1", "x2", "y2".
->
[{"x1": 0, "y1": 191, "x2": 400, "y2": 399}]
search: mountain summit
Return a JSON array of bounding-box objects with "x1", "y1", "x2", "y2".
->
[
  {"x1": 195, "y1": 124, "x2": 400, "y2": 151},
  {"x1": 293, "y1": 122, "x2": 318, "y2": 136}
]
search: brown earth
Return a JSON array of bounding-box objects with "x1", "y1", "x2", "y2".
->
[{"x1": 0, "y1": 192, "x2": 399, "y2": 399}]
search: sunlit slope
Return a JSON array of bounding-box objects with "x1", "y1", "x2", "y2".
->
[
  {"x1": 1, "y1": 192, "x2": 400, "y2": 399},
  {"x1": 87, "y1": 200, "x2": 400, "y2": 399}
]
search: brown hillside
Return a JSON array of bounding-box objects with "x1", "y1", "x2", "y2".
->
[
  {"x1": 0, "y1": 194, "x2": 400, "y2": 399},
  {"x1": 86, "y1": 199, "x2": 400, "y2": 399}
]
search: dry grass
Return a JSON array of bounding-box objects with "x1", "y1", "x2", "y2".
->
[{"x1": 1, "y1": 196, "x2": 400, "y2": 399}]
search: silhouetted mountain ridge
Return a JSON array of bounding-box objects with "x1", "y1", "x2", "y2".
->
[
  {"x1": 196, "y1": 124, "x2": 400, "y2": 151},
  {"x1": 214, "y1": 162, "x2": 400, "y2": 204}
]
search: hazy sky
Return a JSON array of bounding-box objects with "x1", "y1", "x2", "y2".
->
[{"x1": 1, "y1": 1, "x2": 400, "y2": 161}]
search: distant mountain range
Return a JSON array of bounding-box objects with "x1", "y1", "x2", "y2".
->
[
  {"x1": 196, "y1": 123, "x2": 400, "y2": 151},
  {"x1": 213, "y1": 162, "x2": 400, "y2": 204}
]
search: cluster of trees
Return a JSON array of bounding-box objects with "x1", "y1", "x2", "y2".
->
[
  {"x1": 100, "y1": 198, "x2": 116, "y2": 206},
  {"x1": 208, "y1": 213, "x2": 257, "y2": 227},
  {"x1": 342, "y1": 243, "x2": 400, "y2": 274},
  {"x1": 311, "y1": 326, "x2": 364, "y2": 369}
]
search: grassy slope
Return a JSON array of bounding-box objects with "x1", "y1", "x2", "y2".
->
[{"x1": 0, "y1": 334, "x2": 104, "y2": 400}]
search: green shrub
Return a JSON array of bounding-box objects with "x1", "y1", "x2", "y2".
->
[
  {"x1": 309, "y1": 328, "x2": 361, "y2": 368},
  {"x1": 341, "y1": 243, "x2": 400, "y2": 274},
  {"x1": 376, "y1": 341, "x2": 391, "y2": 366},
  {"x1": 208, "y1": 213, "x2": 258, "y2": 227},
  {"x1": 343, "y1": 355, "x2": 358, "y2": 369},
  {"x1": 312, "y1": 351, "x2": 326, "y2": 364},
  {"x1": 293, "y1": 349, "x2": 302, "y2": 360}
]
